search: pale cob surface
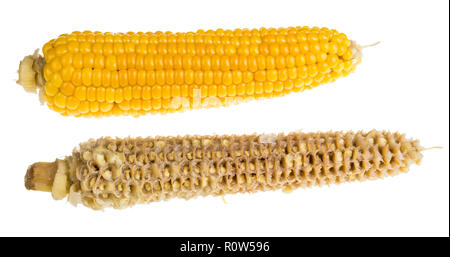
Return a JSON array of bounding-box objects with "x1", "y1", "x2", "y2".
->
[
  {"x1": 18, "y1": 26, "x2": 362, "y2": 117},
  {"x1": 25, "y1": 130, "x2": 423, "y2": 210}
]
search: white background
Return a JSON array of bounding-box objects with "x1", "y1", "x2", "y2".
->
[{"x1": 0, "y1": 0, "x2": 448, "y2": 237}]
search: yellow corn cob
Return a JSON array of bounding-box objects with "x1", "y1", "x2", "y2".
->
[
  {"x1": 25, "y1": 130, "x2": 423, "y2": 210},
  {"x1": 17, "y1": 27, "x2": 363, "y2": 117}
]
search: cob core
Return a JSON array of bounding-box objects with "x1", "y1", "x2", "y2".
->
[
  {"x1": 18, "y1": 27, "x2": 363, "y2": 117},
  {"x1": 25, "y1": 130, "x2": 423, "y2": 210}
]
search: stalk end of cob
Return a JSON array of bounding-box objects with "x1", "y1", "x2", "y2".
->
[
  {"x1": 25, "y1": 159, "x2": 71, "y2": 200},
  {"x1": 25, "y1": 161, "x2": 57, "y2": 192},
  {"x1": 17, "y1": 49, "x2": 45, "y2": 94}
]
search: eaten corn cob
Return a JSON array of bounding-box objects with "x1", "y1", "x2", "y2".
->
[
  {"x1": 25, "y1": 130, "x2": 423, "y2": 210},
  {"x1": 17, "y1": 26, "x2": 363, "y2": 117}
]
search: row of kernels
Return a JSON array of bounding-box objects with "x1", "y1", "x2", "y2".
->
[
  {"x1": 49, "y1": 95, "x2": 186, "y2": 115},
  {"x1": 47, "y1": 58, "x2": 345, "y2": 87},
  {"x1": 50, "y1": 89, "x2": 296, "y2": 117},
  {"x1": 49, "y1": 99, "x2": 117, "y2": 113},
  {"x1": 138, "y1": 177, "x2": 214, "y2": 194},
  {"x1": 51, "y1": 27, "x2": 332, "y2": 46},
  {"x1": 46, "y1": 35, "x2": 268, "y2": 54},
  {"x1": 85, "y1": 26, "x2": 325, "y2": 36},
  {"x1": 45, "y1": 51, "x2": 347, "y2": 76},
  {"x1": 47, "y1": 96, "x2": 187, "y2": 113},
  {"x1": 69, "y1": 69, "x2": 253, "y2": 86},
  {"x1": 43, "y1": 27, "x2": 340, "y2": 58},
  {"x1": 44, "y1": 27, "x2": 342, "y2": 53},
  {"x1": 261, "y1": 30, "x2": 341, "y2": 45},
  {"x1": 45, "y1": 66, "x2": 341, "y2": 101},
  {"x1": 46, "y1": 74, "x2": 335, "y2": 106},
  {"x1": 58, "y1": 65, "x2": 342, "y2": 87},
  {"x1": 43, "y1": 75, "x2": 346, "y2": 117},
  {"x1": 45, "y1": 42, "x2": 346, "y2": 61},
  {"x1": 73, "y1": 101, "x2": 176, "y2": 117}
]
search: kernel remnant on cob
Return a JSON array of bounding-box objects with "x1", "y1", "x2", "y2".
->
[
  {"x1": 18, "y1": 26, "x2": 363, "y2": 117},
  {"x1": 25, "y1": 130, "x2": 423, "y2": 210}
]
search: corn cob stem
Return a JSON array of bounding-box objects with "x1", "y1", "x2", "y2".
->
[
  {"x1": 25, "y1": 161, "x2": 57, "y2": 192},
  {"x1": 17, "y1": 49, "x2": 46, "y2": 93},
  {"x1": 25, "y1": 130, "x2": 424, "y2": 210},
  {"x1": 361, "y1": 41, "x2": 381, "y2": 48}
]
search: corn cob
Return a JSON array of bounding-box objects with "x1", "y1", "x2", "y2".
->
[
  {"x1": 17, "y1": 27, "x2": 363, "y2": 117},
  {"x1": 25, "y1": 130, "x2": 424, "y2": 210}
]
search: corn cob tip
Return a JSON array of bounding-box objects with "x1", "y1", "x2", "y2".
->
[
  {"x1": 349, "y1": 41, "x2": 363, "y2": 63},
  {"x1": 25, "y1": 161, "x2": 57, "y2": 192},
  {"x1": 350, "y1": 41, "x2": 381, "y2": 63},
  {"x1": 17, "y1": 49, "x2": 45, "y2": 93}
]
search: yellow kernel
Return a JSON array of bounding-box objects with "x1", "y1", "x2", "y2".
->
[
  {"x1": 131, "y1": 99, "x2": 141, "y2": 110},
  {"x1": 255, "y1": 71, "x2": 266, "y2": 82},
  {"x1": 66, "y1": 96, "x2": 80, "y2": 110},
  {"x1": 267, "y1": 70, "x2": 277, "y2": 81},
  {"x1": 342, "y1": 49, "x2": 354, "y2": 61},
  {"x1": 128, "y1": 69, "x2": 137, "y2": 85},
  {"x1": 43, "y1": 65, "x2": 53, "y2": 81},
  {"x1": 131, "y1": 86, "x2": 141, "y2": 100},
  {"x1": 44, "y1": 84, "x2": 58, "y2": 97},
  {"x1": 217, "y1": 85, "x2": 227, "y2": 97},
  {"x1": 105, "y1": 88, "x2": 115, "y2": 103},
  {"x1": 92, "y1": 69, "x2": 102, "y2": 87},
  {"x1": 119, "y1": 100, "x2": 130, "y2": 111},
  {"x1": 100, "y1": 102, "x2": 113, "y2": 112},
  {"x1": 67, "y1": 41, "x2": 79, "y2": 53},
  {"x1": 114, "y1": 88, "x2": 124, "y2": 103},
  {"x1": 48, "y1": 73, "x2": 63, "y2": 88},
  {"x1": 61, "y1": 66, "x2": 74, "y2": 82},
  {"x1": 152, "y1": 86, "x2": 162, "y2": 99},
  {"x1": 81, "y1": 68, "x2": 92, "y2": 86},
  {"x1": 93, "y1": 54, "x2": 104, "y2": 69},
  {"x1": 105, "y1": 55, "x2": 117, "y2": 71},
  {"x1": 83, "y1": 53, "x2": 95, "y2": 68},
  {"x1": 45, "y1": 48, "x2": 57, "y2": 62},
  {"x1": 90, "y1": 101, "x2": 99, "y2": 112},
  {"x1": 142, "y1": 100, "x2": 152, "y2": 111},
  {"x1": 71, "y1": 69, "x2": 82, "y2": 86},
  {"x1": 264, "y1": 82, "x2": 273, "y2": 93},
  {"x1": 78, "y1": 101, "x2": 90, "y2": 113},
  {"x1": 86, "y1": 87, "x2": 96, "y2": 101},
  {"x1": 60, "y1": 52, "x2": 73, "y2": 67},
  {"x1": 137, "y1": 70, "x2": 146, "y2": 86},
  {"x1": 227, "y1": 85, "x2": 237, "y2": 96},
  {"x1": 318, "y1": 63, "x2": 329, "y2": 73},
  {"x1": 152, "y1": 99, "x2": 161, "y2": 110},
  {"x1": 74, "y1": 86, "x2": 87, "y2": 101},
  {"x1": 60, "y1": 82, "x2": 75, "y2": 96},
  {"x1": 97, "y1": 87, "x2": 106, "y2": 102},
  {"x1": 119, "y1": 70, "x2": 128, "y2": 87},
  {"x1": 54, "y1": 93, "x2": 67, "y2": 108},
  {"x1": 223, "y1": 71, "x2": 232, "y2": 85},
  {"x1": 49, "y1": 57, "x2": 62, "y2": 72}
]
